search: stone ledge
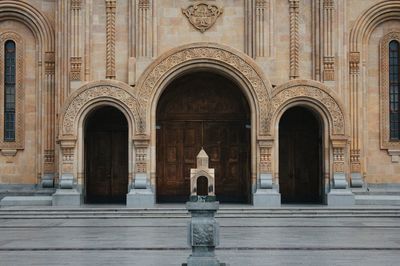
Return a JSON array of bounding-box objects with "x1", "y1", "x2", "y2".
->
[{"x1": 0, "y1": 196, "x2": 52, "y2": 206}]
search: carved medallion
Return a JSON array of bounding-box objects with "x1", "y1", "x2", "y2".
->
[{"x1": 182, "y1": 3, "x2": 223, "y2": 33}]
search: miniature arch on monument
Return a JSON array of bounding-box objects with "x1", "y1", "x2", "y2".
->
[{"x1": 135, "y1": 42, "x2": 273, "y2": 136}]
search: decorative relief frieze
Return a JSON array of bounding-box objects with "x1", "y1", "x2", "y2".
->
[
  {"x1": 259, "y1": 141, "x2": 272, "y2": 173},
  {"x1": 350, "y1": 149, "x2": 361, "y2": 172},
  {"x1": 333, "y1": 147, "x2": 345, "y2": 173},
  {"x1": 182, "y1": 3, "x2": 223, "y2": 33},
  {"x1": 0, "y1": 32, "x2": 25, "y2": 150}
]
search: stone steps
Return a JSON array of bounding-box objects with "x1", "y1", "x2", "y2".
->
[{"x1": 0, "y1": 207, "x2": 399, "y2": 219}]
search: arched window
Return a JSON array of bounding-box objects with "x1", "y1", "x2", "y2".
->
[{"x1": 4, "y1": 40, "x2": 16, "y2": 141}]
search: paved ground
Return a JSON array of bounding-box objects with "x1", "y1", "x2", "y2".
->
[{"x1": 0, "y1": 206, "x2": 399, "y2": 266}]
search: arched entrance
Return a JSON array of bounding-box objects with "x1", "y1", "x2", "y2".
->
[
  {"x1": 156, "y1": 71, "x2": 251, "y2": 203},
  {"x1": 279, "y1": 106, "x2": 323, "y2": 203},
  {"x1": 85, "y1": 106, "x2": 128, "y2": 203}
]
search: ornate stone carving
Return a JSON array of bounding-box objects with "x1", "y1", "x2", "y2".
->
[
  {"x1": 136, "y1": 44, "x2": 271, "y2": 135},
  {"x1": 138, "y1": 0, "x2": 150, "y2": 9},
  {"x1": 323, "y1": 56, "x2": 335, "y2": 81},
  {"x1": 0, "y1": 32, "x2": 24, "y2": 150},
  {"x1": 269, "y1": 82, "x2": 345, "y2": 135},
  {"x1": 380, "y1": 32, "x2": 400, "y2": 150},
  {"x1": 134, "y1": 139, "x2": 148, "y2": 173},
  {"x1": 45, "y1": 52, "x2": 55, "y2": 75},
  {"x1": 349, "y1": 51, "x2": 360, "y2": 74},
  {"x1": 289, "y1": 0, "x2": 299, "y2": 79},
  {"x1": 70, "y1": 57, "x2": 82, "y2": 81},
  {"x1": 61, "y1": 82, "x2": 143, "y2": 136},
  {"x1": 182, "y1": 3, "x2": 223, "y2": 33},
  {"x1": 105, "y1": 0, "x2": 116, "y2": 79},
  {"x1": 350, "y1": 149, "x2": 361, "y2": 172},
  {"x1": 259, "y1": 141, "x2": 272, "y2": 173},
  {"x1": 333, "y1": 147, "x2": 345, "y2": 173},
  {"x1": 71, "y1": 0, "x2": 81, "y2": 10}
]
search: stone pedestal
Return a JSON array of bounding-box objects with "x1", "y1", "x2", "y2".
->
[
  {"x1": 327, "y1": 189, "x2": 355, "y2": 206},
  {"x1": 183, "y1": 197, "x2": 226, "y2": 266},
  {"x1": 52, "y1": 189, "x2": 82, "y2": 206},
  {"x1": 253, "y1": 189, "x2": 281, "y2": 206},
  {"x1": 126, "y1": 188, "x2": 154, "y2": 207}
]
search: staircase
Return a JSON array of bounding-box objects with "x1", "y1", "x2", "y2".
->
[{"x1": 0, "y1": 206, "x2": 399, "y2": 219}]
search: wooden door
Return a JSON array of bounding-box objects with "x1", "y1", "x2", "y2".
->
[
  {"x1": 85, "y1": 107, "x2": 128, "y2": 203},
  {"x1": 156, "y1": 72, "x2": 251, "y2": 203},
  {"x1": 279, "y1": 106, "x2": 322, "y2": 203}
]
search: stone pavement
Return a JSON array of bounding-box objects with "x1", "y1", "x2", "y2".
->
[{"x1": 0, "y1": 205, "x2": 399, "y2": 266}]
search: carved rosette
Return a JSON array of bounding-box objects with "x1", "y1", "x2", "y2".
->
[
  {"x1": 62, "y1": 85, "x2": 143, "y2": 136},
  {"x1": 268, "y1": 85, "x2": 345, "y2": 135},
  {"x1": 182, "y1": 3, "x2": 223, "y2": 33},
  {"x1": 137, "y1": 45, "x2": 271, "y2": 135}
]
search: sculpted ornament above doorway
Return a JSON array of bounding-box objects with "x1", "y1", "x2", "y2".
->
[{"x1": 182, "y1": 3, "x2": 223, "y2": 32}]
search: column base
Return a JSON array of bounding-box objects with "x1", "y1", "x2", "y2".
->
[
  {"x1": 52, "y1": 189, "x2": 82, "y2": 206},
  {"x1": 253, "y1": 189, "x2": 281, "y2": 207},
  {"x1": 327, "y1": 189, "x2": 355, "y2": 206},
  {"x1": 126, "y1": 189, "x2": 155, "y2": 208}
]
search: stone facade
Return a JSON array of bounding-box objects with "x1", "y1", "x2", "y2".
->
[{"x1": 0, "y1": 0, "x2": 400, "y2": 206}]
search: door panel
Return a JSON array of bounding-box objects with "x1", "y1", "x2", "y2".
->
[
  {"x1": 85, "y1": 107, "x2": 128, "y2": 203},
  {"x1": 279, "y1": 107, "x2": 322, "y2": 203}
]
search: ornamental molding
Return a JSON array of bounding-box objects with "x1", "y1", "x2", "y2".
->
[
  {"x1": 182, "y1": 3, "x2": 223, "y2": 33},
  {"x1": 269, "y1": 80, "x2": 346, "y2": 136},
  {"x1": 380, "y1": 32, "x2": 400, "y2": 150},
  {"x1": 60, "y1": 81, "x2": 143, "y2": 138},
  {"x1": 0, "y1": 32, "x2": 24, "y2": 150},
  {"x1": 136, "y1": 43, "x2": 272, "y2": 136}
]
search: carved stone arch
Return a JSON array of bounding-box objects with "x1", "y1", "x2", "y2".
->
[
  {"x1": 135, "y1": 42, "x2": 273, "y2": 136},
  {"x1": 268, "y1": 79, "x2": 348, "y2": 137},
  {"x1": 59, "y1": 80, "x2": 142, "y2": 140},
  {"x1": 350, "y1": 0, "x2": 400, "y2": 54}
]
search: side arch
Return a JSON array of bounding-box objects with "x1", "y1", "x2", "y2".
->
[
  {"x1": 268, "y1": 79, "x2": 349, "y2": 138},
  {"x1": 349, "y1": 0, "x2": 400, "y2": 53},
  {"x1": 0, "y1": 0, "x2": 54, "y2": 53},
  {"x1": 59, "y1": 80, "x2": 142, "y2": 140},
  {"x1": 135, "y1": 42, "x2": 272, "y2": 136}
]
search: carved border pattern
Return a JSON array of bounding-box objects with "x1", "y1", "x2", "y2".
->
[
  {"x1": 62, "y1": 85, "x2": 142, "y2": 135},
  {"x1": 137, "y1": 46, "x2": 271, "y2": 135},
  {"x1": 380, "y1": 32, "x2": 400, "y2": 150},
  {"x1": 268, "y1": 86, "x2": 345, "y2": 135},
  {"x1": 0, "y1": 32, "x2": 24, "y2": 149}
]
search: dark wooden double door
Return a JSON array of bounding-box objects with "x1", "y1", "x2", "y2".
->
[
  {"x1": 279, "y1": 106, "x2": 323, "y2": 203},
  {"x1": 156, "y1": 72, "x2": 251, "y2": 203},
  {"x1": 85, "y1": 107, "x2": 128, "y2": 203}
]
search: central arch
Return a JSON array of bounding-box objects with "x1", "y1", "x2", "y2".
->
[{"x1": 156, "y1": 71, "x2": 251, "y2": 203}]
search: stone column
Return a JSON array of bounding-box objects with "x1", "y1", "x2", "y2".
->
[
  {"x1": 289, "y1": 0, "x2": 299, "y2": 79},
  {"x1": 348, "y1": 51, "x2": 364, "y2": 188},
  {"x1": 253, "y1": 139, "x2": 280, "y2": 206},
  {"x1": 327, "y1": 138, "x2": 355, "y2": 205},
  {"x1": 127, "y1": 136, "x2": 155, "y2": 207},
  {"x1": 52, "y1": 138, "x2": 82, "y2": 206},
  {"x1": 42, "y1": 52, "x2": 56, "y2": 188}
]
